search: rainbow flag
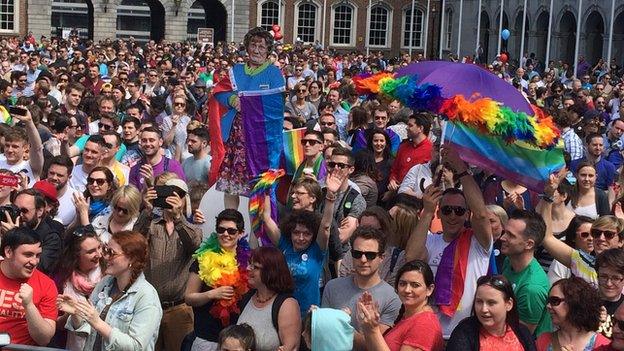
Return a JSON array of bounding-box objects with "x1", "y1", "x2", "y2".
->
[
  {"x1": 283, "y1": 128, "x2": 306, "y2": 175},
  {"x1": 0, "y1": 105, "x2": 12, "y2": 125},
  {"x1": 444, "y1": 122, "x2": 565, "y2": 193}
]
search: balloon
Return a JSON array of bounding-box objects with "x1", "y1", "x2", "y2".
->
[
  {"x1": 275, "y1": 33, "x2": 283, "y2": 40},
  {"x1": 501, "y1": 29, "x2": 510, "y2": 40},
  {"x1": 272, "y1": 25, "x2": 281, "y2": 32},
  {"x1": 500, "y1": 53, "x2": 508, "y2": 63}
]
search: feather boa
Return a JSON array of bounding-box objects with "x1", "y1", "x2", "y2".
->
[
  {"x1": 193, "y1": 233, "x2": 251, "y2": 325},
  {"x1": 352, "y1": 72, "x2": 560, "y2": 149}
]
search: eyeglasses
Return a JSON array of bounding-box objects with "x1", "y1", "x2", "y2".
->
[
  {"x1": 301, "y1": 139, "x2": 321, "y2": 146},
  {"x1": 374, "y1": 116, "x2": 387, "y2": 120},
  {"x1": 320, "y1": 121, "x2": 335, "y2": 126},
  {"x1": 114, "y1": 205, "x2": 129, "y2": 215},
  {"x1": 298, "y1": 89, "x2": 307, "y2": 93},
  {"x1": 578, "y1": 231, "x2": 591, "y2": 239},
  {"x1": 174, "y1": 102, "x2": 186, "y2": 107},
  {"x1": 598, "y1": 274, "x2": 624, "y2": 284},
  {"x1": 327, "y1": 161, "x2": 351, "y2": 169},
  {"x1": 590, "y1": 229, "x2": 619, "y2": 240},
  {"x1": 440, "y1": 205, "x2": 467, "y2": 216},
  {"x1": 216, "y1": 226, "x2": 239, "y2": 235},
  {"x1": 98, "y1": 123, "x2": 113, "y2": 131},
  {"x1": 103, "y1": 246, "x2": 123, "y2": 259},
  {"x1": 18, "y1": 79, "x2": 27, "y2": 83},
  {"x1": 87, "y1": 177, "x2": 107, "y2": 186},
  {"x1": 547, "y1": 296, "x2": 565, "y2": 307},
  {"x1": 292, "y1": 190, "x2": 308, "y2": 196},
  {"x1": 351, "y1": 250, "x2": 380, "y2": 260}
]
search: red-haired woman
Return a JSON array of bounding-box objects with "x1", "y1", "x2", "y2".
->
[
  {"x1": 237, "y1": 247, "x2": 301, "y2": 351},
  {"x1": 58, "y1": 230, "x2": 163, "y2": 350}
]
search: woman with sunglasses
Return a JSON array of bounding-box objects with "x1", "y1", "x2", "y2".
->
[
  {"x1": 53, "y1": 226, "x2": 104, "y2": 350},
  {"x1": 90, "y1": 185, "x2": 141, "y2": 244},
  {"x1": 73, "y1": 167, "x2": 117, "y2": 237},
  {"x1": 540, "y1": 172, "x2": 624, "y2": 285},
  {"x1": 237, "y1": 246, "x2": 301, "y2": 351},
  {"x1": 185, "y1": 209, "x2": 251, "y2": 350},
  {"x1": 163, "y1": 93, "x2": 192, "y2": 162},
  {"x1": 547, "y1": 216, "x2": 595, "y2": 284},
  {"x1": 357, "y1": 260, "x2": 444, "y2": 351},
  {"x1": 58, "y1": 230, "x2": 163, "y2": 351},
  {"x1": 537, "y1": 277, "x2": 610, "y2": 350},
  {"x1": 446, "y1": 275, "x2": 536, "y2": 351},
  {"x1": 286, "y1": 82, "x2": 318, "y2": 124}
]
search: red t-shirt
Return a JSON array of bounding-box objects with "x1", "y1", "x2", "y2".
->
[
  {"x1": 389, "y1": 138, "x2": 433, "y2": 183},
  {"x1": 0, "y1": 267, "x2": 58, "y2": 345},
  {"x1": 384, "y1": 310, "x2": 444, "y2": 351}
]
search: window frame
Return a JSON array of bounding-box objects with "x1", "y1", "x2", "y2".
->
[
  {"x1": 294, "y1": 0, "x2": 320, "y2": 44},
  {"x1": 0, "y1": 0, "x2": 18, "y2": 34},
  {"x1": 401, "y1": 6, "x2": 425, "y2": 49},
  {"x1": 330, "y1": 2, "x2": 357, "y2": 47},
  {"x1": 367, "y1": 3, "x2": 392, "y2": 48}
]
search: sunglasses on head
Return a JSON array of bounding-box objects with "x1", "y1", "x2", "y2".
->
[
  {"x1": 351, "y1": 250, "x2": 380, "y2": 260},
  {"x1": 590, "y1": 229, "x2": 619, "y2": 240},
  {"x1": 301, "y1": 139, "x2": 321, "y2": 146},
  {"x1": 547, "y1": 296, "x2": 565, "y2": 306},
  {"x1": 327, "y1": 161, "x2": 351, "y2": 169},
  {"x1": 87, "y1": 177, "x2": 107, "y2": 186},
  {"x1": 216, "y1": 226, "x2": 239, "y2": 235},
  {"x1": 440, "y1": 205, "x2": 467, "y2": 216}
]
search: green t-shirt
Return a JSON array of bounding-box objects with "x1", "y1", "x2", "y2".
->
[{"x1": 502, "y1": 257, "x2": 552, "y2": 337}]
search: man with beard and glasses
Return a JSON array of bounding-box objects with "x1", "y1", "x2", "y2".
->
[
  {"x1": 44, "y1": 155, "x2": 77, "y2": 226},
  {"x1": 1, "y1": 189, "x2": 62, "y2": 276},
  {"x1": 0, "y1": 227, "x2": 57, "y2": 346}
]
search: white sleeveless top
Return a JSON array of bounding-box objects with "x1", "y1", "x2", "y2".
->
[{"x1": 237, "y1": 296, "x2": 280, "y2": 351}]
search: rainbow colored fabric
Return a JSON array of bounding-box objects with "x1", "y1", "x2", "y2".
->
[
  {"x1": 248, "y1": 169, "x2": 285, "y2": 246},
  {"x1": 0, "y1": 106, "x2": 12, "y2": 125},
  {"x1": 283, "y1": 128, "x2": 306, "y2": 175},
  {"x1": 353, "y1": 72, "x2": 564, "y2": 191}
]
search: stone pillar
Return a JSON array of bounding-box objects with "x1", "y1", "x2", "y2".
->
[
  {"x1": 231, "y1": 0, "x2": 249, "y2": 43},
  {"x1": 27, "y1": 0, "x2": 52, "y2": 40},
  {"x1": 92, "y1": 0, "x2": 119, "y2": 42},
  {"x1": 164, "y1": 0, "x2": 189, "y2": 42}
]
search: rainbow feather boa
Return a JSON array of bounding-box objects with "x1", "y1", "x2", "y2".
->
[
  {"x1": 193, "y1": 233, "x2": 251, "y2": 325},
  {"x1": 248, "y1": 169, "x2": 285, "y2": 246},
  {"x1": 353, "y1": 72, "x2": 560, "y2": 149}
]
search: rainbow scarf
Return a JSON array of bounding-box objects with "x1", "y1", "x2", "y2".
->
[
  {"x1": 434, "y1": 228, "x2": 473, "y2": 317},
  {"x1": 353, "y1": 72, "x2": 564, "y2": 191},
  {"x1": 194, "y1": 234, "x2": 251, "y2": 325}
]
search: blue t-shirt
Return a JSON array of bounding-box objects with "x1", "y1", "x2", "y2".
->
[{"x1": 279, "y1": 236, "x2": 326, "y2": 315}]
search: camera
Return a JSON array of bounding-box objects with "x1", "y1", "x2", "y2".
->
[{"x1": 0, "y1": 204, "x2": 21, "y2": 223}]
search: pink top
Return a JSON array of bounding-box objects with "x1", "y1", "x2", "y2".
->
[
  {"x1": 384, "y1": 310, "x2": 444, "y2": 351},
  {"x1": 536, "y1": 332, "x2": 611, "y2": 351},
  {"x1": 479, "y1": 325, "x2": 525, "y2": 351}
]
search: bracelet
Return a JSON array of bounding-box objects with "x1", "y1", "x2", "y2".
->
[
  {"x1": 326, "y1": 191, "x2": 337, "y2": 201},
  {"x1": 455, "y1": 170, "x2": 470, "y2": 179},
  {"x1": 539, "y1": 193, "x2": 554, "y2": 203}
]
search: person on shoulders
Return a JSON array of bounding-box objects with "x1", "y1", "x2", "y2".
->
[
  {"x1": 388, "y1": 113, "x2": 432, "y2": 191},
  {"x1": 0, "y1": 106, "x2": 44, "y2": 186}
]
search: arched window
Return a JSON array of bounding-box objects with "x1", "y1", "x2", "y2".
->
[
  {"x1": 445, "y1": 8, "x2": 452, "y2": 49},
  {"x1": 258, "y1": 0, "x2": 279, "y2": 31},
  {"x1": 369, "y1": 5, "x2": 391, "y2": 47},
  {"x1": 331, "y1": 3, "x2": 355, "y2": 46},
  {"x1": 403, "y1": 8, "x2": 424, "y2": 48},
  {"x1": 296, "y1": 2, "x2": 318, "y2": 43}
]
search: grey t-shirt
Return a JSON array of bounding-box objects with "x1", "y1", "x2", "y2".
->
[{"x1": 321, "y1": 276, "x2": 401, "y2": 331}]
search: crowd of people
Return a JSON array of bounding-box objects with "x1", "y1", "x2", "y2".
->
[{"x1": 1, "y1": 26, "x2": 624, "y2": 351}]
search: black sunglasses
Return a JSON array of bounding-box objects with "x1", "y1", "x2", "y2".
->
[
  {"x1": 301, "y1": 139, "x2": 321, "y2": 146},
  {"x1": 216, "y1": 226, "x2": 239, "y2": 235},
  {"x1": 98, "y1": 123, "x2": 112, "y2": 131},
  {"x1": 440, "y1": 205, "x2": 467, "y2": 216},
  {"x1": 87, "y1": 177, "x2": 107, "y2": 186},
  {"x1": 590, "y1": 229, "x2": 619, "y2": 240},
  {"x1": 547, "y1": 296, "x2": 565, "y2": 307},
  {"x1": 351, "y1": 250, "x2": 380, "y2": 260},
  {"x1": 327, "y1": 161, "x2": 351, "y2": 169}
]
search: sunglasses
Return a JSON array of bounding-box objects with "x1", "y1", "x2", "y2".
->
[
  {"x1": 327, "y1": 161, "x2": 351, "y2": 169},
  {"x1": 351, "y1": 250, "x2": 380, "y2": 260},
  {"x1": 298, "y1": 89, "x2": 307, "y2": 93},
  {"x1": 547, "y1": 296, "x2": 565, "y2": 306},
  {"x1": 320, "y1": 121, "x2": 335, "y2": 126},
  {"x1": 440, "y1": 205, "x2": 467, "y2": 216},
  {"x1": 98, "y1": 123, "x2": 113, "y2": 131},
  {"x1": 174, "y1": 102, "x2": 186, "y2": 107},
  {"x1": 87, "y1": 177, "x2": 107, "y2": 186},
  {"x1": 301, "y1": 139, "x2": 321, "y2": 146},
  {"x1": 216, "y1": 226, "x2": 239, "y2": 235},
  {"x1": 114, "y1": 205, "x2": 129, "y2": 215},
  {"x1": 590, "y1": 229, "x2": 619, "y2": 240},
  {"x1": 578, "y1": 231, "x2": 591, "y2": 239},
  {"x1": 103, "y1": 246, "x2": 122, "y2": 259}
]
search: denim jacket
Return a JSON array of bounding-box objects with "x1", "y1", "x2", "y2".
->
[{"x1": 65, "y1": 273, "x2": 163, "y2": 351}]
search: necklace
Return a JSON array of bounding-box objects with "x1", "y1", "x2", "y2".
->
[{"x1": 255, "y1": 291, "x2": 276, "y2": 304}]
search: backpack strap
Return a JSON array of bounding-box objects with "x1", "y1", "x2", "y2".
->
[
  {"x1": 388, "y1": 247, "x2": 403, "y2": 275},
  {"x1": 340, "y1": 186, "x2": 359, "y2": 219}
]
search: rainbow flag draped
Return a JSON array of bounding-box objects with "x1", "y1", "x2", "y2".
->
[
  {"x1": 282, "y1": 128, "x2": 306, "y2": 175},
  {"x1": 353, "y1": 72, "x2": 564, "y2": 192}
]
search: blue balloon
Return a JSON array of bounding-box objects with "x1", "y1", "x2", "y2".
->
[{"x1": 501, "y1": 29, "x2": 510, "y2": 40}]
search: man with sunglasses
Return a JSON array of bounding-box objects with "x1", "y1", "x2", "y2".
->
[
  {"x1": 322, "y1": 226, "x2": 401, "y2": 350},
  {"x1": 404, "y1": 145, "x2": 493, "y2": 339},
  {"x1": 499, "y1": 209, "x2": 552, "y2": 336}
]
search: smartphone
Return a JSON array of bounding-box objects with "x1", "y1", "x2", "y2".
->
[{"x1": 8, "y1": 106, "x2": 27, "y2": 116}]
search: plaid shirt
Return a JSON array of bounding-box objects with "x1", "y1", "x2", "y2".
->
[{"x1": 562, "y1": 127, "x2": 584, "y2": 161}]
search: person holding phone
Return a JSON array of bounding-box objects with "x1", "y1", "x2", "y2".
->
[{"x1": 0, "y1": 105, "x2": 43, "y2": 187}]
